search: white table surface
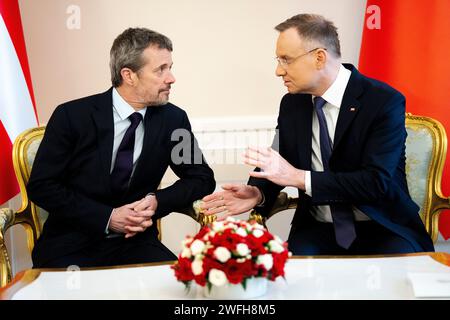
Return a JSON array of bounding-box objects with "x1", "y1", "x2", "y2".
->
[{"x1": 2, "y1": 254, "x2": 450, "y2": 300}]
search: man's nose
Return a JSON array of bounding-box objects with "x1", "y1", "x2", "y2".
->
[
  {"x1": 275, "y1": 64, "x2": 286, "y2": 77},
  {"x1": 166, "y1": 71, "x2": 176, "y2": 84}
]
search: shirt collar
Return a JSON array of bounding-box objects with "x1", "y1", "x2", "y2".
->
[
  {"x1": 320, "y1": 64, "x2": 352, "y2": 109},
  {"x1": 112, "y1": 87, "x2": 146, "y2": 120}
]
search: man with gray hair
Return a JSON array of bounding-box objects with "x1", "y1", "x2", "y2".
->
[
  {"x1": 202, "y1": 14, "x2": 433, "y2": 255},
  {"x1": 28, "y1": 27, "x2": 215, "y2": 268}
]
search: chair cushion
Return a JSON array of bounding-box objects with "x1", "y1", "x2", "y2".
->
[
  {"x1": 26, "y1": 137, "x2": 49, "y2": 226},
  {"x1": 405, "y1": 126, "x2": 433, "y2": 216}
]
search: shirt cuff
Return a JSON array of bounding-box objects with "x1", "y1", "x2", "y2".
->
[
  {"x1": 305, "y1": 171, "x2": 312, "y2": 197},
  {"x1": 255, "y1": 187, "x2": 265, "y2": 207},
  {"x1": 105, "y1": 208, "x2": 115, "y2": 234}
]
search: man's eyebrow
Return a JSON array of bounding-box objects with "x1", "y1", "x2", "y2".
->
[{"x1": 153, "y1": 62, "x2": 173, "y2": 70}]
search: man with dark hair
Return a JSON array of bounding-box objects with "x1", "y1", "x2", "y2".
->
[
  {"x1": 28, "y1": 27, "x2": 215, "y2": 268},
  {"x1": 202, "y1": 14, "x2": 434, "y2": 255}
]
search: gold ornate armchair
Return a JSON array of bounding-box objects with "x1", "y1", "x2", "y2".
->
[
  {"x1": 0, "y1": 126, "x2": 213, "y2": 287},
  {"x1": 0, "y1": 127, "x2": 46, "y2": 288},
  {"x1": 250, "y1": 113, "x2": 450, "y2": 243}
]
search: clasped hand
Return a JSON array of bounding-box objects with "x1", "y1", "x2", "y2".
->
[{"x1": 109, "y1": 193, "x2": 157, "y2": 238}]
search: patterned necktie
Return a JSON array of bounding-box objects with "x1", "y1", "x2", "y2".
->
[
  {"x1": 110, "y1": 112, "x2": 143, "y2": 196},
  {"x1": 314, "y1": 97, "x2": 356, "y2": 249}
]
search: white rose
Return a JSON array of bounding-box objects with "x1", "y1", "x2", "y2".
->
[
  {"x1": 190, "y1": 239, "x2": 206, "y2": 256},
  {"x1": 191, "y1": 259, "x2": 203, "y2": 276},
  {"x1": 235, "y1": 243, "x2": 250, "y2": 257},
  {"x1": 208, "y1": 269, "x2": 227, "y2": 287},
  {"x1": 212, "y1": 221, "x2": 225, "y2": 232},
  {"x1": 235, "y1": 227, "x2": 247, "y2": 237},
  {"x1": 214, "y1": 247, "x2": 231, "y2": 263},
  {"x1": 181, "y1": 247, "x2": 192, "y2": 258},
  {"x1": 253, "y1": 229, "x2": 264, "y2": 238},
  {"x1": 268, "y1": 240, "x2": 284, "y2": 253},
  {"x1": 257, "y1": 254, "x2": 273, "y2": 270},
  {"x1": 253, "y1": 223, "x2": 265, "y2": 230}
]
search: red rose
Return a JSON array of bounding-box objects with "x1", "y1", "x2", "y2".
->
[
  {"x1": 210, "y1": 230, "x2": 244, "y2": 250},
  {"x1": 194, "y1": 226, "x2": 211, "y2": 241},
  {"x1": 240, "y1": 259, "x2": 258, "y2": 278},
  {"x1": 270, "y1": 252, "x2": 288, "y2": 279},
  {"x1": 224, "y1": 259, "x2": 244, "y2": 284},
  {"x1": 172, "y1": 257, "x2": 194, "y2": 282},
  {"x1": 194, "y1": 273, "x2": 207, "y2": 286},
  {"x1": 202, "y1": 256, "x2": 223, "y2": 274},
  {"x1": 245, "y1": 235, "x2": 267, "y2": 256}
]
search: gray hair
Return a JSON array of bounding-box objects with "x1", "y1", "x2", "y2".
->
[
  {"x1": 110, "y1": 27, "x2": 173, "y2": 87},
  {"x1": 275, "y1": 14, "x2": 341, "y2": 57}
]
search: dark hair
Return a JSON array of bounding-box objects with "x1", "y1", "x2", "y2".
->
[
  {"x1": 110, "y1": 28, "x2": 173, "y2": 87},
  {"x1": 275, "y1": 14, "x2": 341, "y2": 57}
]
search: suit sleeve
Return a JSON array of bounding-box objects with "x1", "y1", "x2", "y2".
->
[
  {"x1": 311, "y1": 92, "x2": 406, "y2": 205},
  {"x1": 27, "y1": 106, "x2": 112, "y2": 235},
  {"x1": 154, "y1": 111, "x2": 216, "y2": 219}
]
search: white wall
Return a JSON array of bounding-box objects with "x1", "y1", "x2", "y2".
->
[{"x1": 18, "y1": 0, "x2": 367, "y2": 123}]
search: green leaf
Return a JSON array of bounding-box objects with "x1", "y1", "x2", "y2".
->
[
  {"x1": 184, "y1": 281, "x2": 192, "y2": 293},
  {"x1": 241, "y1": 278, "x2": 247, "y2": 290}
]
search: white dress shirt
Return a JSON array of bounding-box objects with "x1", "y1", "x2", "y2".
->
[
  {"x1": 304, "y1": 65, "x2": 370, "y2": 222},
  {"x1": 111, "y1": 88, "x2": 146, "y2": 175}
]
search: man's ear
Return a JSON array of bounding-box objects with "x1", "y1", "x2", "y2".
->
[
  {"x1": 120, "y1": 68, "x2": 136, "y2": 86},
  {"x1": 315, "y1": 49, "x2": 327, "y2": 70}
]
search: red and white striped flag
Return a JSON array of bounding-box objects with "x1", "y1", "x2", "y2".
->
[{"x1": 0, "y1": 0, "x2": 38, "y2": 204}]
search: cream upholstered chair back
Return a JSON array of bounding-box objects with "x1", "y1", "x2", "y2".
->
[
  {"x1": 405, "y1": 113, "x2": 449, "y2": 242},
  {"x1": 250, "y1": 113, "x2": 450, "y2": 243}
]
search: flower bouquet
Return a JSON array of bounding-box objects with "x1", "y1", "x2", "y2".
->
[{"x1": 171, "y1": 217, "x2": 290, "y2": 299}]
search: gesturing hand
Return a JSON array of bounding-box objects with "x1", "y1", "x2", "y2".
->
[
  {"x1": 201, "y1": 184, "x2": 262, "y2": 221},
  {"x1": 244, "y1": 147, "x2": 305, "y2": 189}
]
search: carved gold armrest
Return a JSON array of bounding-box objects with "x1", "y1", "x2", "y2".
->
[
  {"x1": 248, "y1": 192, "x2": 299, "y2": 226},
  {"x1": 180, "y1": 200, "x2": 217, "y2": 227},
  {"x1": 0, "y1": 208, "x2": 14, "y2": 237},
  {"x1": 249, "y1": 210, "x2": 266, "y2": 226}
]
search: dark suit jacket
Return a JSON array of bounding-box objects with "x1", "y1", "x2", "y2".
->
[
  {"x1": 249, "y1": 64, "x2": 434, "y2": 252},
  {"x1": 28, "y1": 88, "x2": 216, "y2": 266}
]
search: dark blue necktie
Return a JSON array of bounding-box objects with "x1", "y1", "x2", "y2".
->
[
  {"x1": 111, "y1": 112, "x2": 143, "y2": 196},
  {"x1": 314, "y1": 97, "x2": 356, "y2": 249}
]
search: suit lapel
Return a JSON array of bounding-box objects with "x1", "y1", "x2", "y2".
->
[
  {"x1": 333, "y1": 64, "x2": 364, "y2": 151},
  {"x1": 297, "y1": 95, "x2": 313, "y2": 170},
  {"x1": 91, "y1": 88, "x2": 115, "y2": 194}
]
